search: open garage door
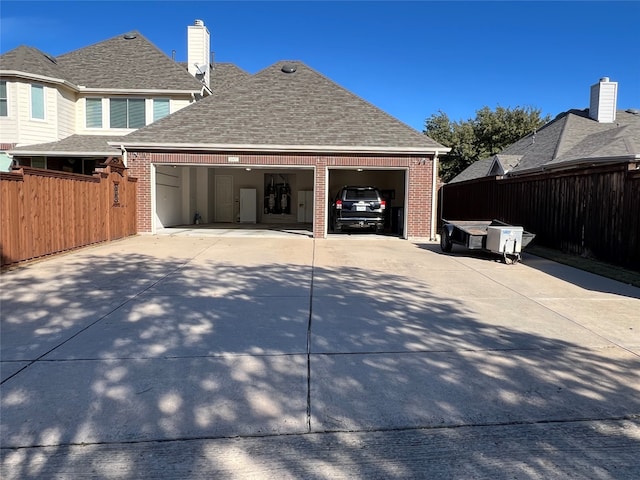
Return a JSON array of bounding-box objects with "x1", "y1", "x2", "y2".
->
[
  {"x1": 153, "y1": 164, "x2": 315, "y2": 234},
  {"x1": 328, "y1": 168, "x2": 407, "y2": 237}
]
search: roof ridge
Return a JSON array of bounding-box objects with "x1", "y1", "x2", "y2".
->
[
  {"x1": 551, "y1": 113, "x2": 572, "y2": 160},
  {"x1": 57, "y1": 30, "x2": 143, "y2": 58}
]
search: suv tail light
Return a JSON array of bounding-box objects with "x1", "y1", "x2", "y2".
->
[
  {"x1": 335, "y1": 199, "x2": 343, "y2": 210},
  {"x1": 380, "y1": 200, "x2": 386, "y2": 210}
]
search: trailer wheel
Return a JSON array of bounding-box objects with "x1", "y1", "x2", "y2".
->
[
  {"x1": 440, "y1": 227, "x2": 452, "y2": 252},
  {"x1": 503, "y1": 252, "x2": 520, "y2": 265}
]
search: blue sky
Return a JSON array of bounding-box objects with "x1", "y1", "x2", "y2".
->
[{"x1": 1, "y1": 1, "x2": 638, "y2": 131}]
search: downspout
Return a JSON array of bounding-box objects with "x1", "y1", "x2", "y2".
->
[
  {"x1": 120, "y1": 145, "x2": 127, "y2": 167},
  {"x1": 430, "y1": 152, "x2": 439, "y2": 241}
]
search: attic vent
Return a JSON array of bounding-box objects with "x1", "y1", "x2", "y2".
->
[
  {"x1": 626, "y1": 108, "x2": 640, "y2": 115},
  {"x1": 123, "y1": 33, "x2": 137, "y2": 40},
  {"x1": 281, "y1": 64, "x2": 297, "y2": 74}
]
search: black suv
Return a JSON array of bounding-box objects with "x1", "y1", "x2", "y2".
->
[{"x1": 330, "y1": 186, "x2": 386, "y2": 233}]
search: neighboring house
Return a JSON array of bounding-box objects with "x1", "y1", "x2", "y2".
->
[
  {"x1": 450, "y1": 78, "x2": 640, "y2": 183},
  {"x1": 1, "y1": 19, "x2": 449, "y2": 240}
]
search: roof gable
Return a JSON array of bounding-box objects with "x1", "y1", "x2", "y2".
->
[
  {"x1": 488, "y1": 154, "x2": 522, "y2": 176},
  {"x1": 122, "y1": 60, "x2": 446, "y2": 152}
]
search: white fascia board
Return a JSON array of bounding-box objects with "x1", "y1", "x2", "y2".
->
[
  {"x1": 543, "y1": 155, "x2": 639, "y2": 170},
  {"x1": 77, "y1": 87, "x2": 202, "y2": 95},
  {"x1": 8, "y1": 150, "x2": 119, "y2": 157},
  {"x1": 1, "y1": 70, "x2": 75, "y2": 89},
  {"x1": 9, "y1": 151, "x2": 119, "y2": 157},
  {"x1": 113, "y1": 142, "x2": 452, "y2": 155}
]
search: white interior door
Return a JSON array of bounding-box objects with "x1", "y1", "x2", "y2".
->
[
  {"x1": 240, "y1": 188, "x2": 257, "y2": 223},
  {"x1": 297, "y1": 190, "x2": 314, "y2": 223},
  {"x1": 215, "y1": 175, "x2": 234, "y2": 222}
]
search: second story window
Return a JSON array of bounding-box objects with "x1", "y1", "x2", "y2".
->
[
  {"x1": 110, "y1": 98, "x2": 145, "y2": 128},
  {"x1": 153, "y1": 99, "x2": 170, "y2": 122},
  {"x1": 31, "y1": 84, "x2": 45, "y2": 120},
  {"x1": 0, "y1": 81, "x2": 7, "y2": 117},
  {"x1": 86, "y1": 98, "x2": 102, "y2": 128}
]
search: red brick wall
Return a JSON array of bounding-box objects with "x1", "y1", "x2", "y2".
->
[
  {"x1": 127, "y1": 151, "x2": 434, "y2": 239},
  {"x1": 127, "y1": 152, "x2": 152, "y2": 232},
  {"x1": 407, "y1": 159, "x2": 435, "y2": 238}
]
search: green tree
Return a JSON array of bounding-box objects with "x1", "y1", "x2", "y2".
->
[{"x1": 424, "y1": 106, "x2": 550, "y2": 183}]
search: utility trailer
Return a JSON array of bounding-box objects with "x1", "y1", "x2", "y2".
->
[{"x1": 440, "y1": 219, "x2": 535, "y2": 264}]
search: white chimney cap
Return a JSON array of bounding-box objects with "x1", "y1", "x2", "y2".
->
[
  {"x1": 600, "y1": 77, "x2": 610, "y2": 82},
  {"x1": 194, "y1": 19, "x2": 204, "y2": 26}
]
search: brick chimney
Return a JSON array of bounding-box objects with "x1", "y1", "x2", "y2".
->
[
  {"x1": 188, "y1": 19, "x2": 210, "y2": 90},
  {"x1": 589, "y1": 77, "x2": 618, "y2": 123}
]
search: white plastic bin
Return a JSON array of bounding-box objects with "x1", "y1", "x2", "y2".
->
[{"x1": 486, "y1": 226, "x2": 524, "y2": 254}]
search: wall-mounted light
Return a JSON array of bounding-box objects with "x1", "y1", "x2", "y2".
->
[
  {"x1": 245, "y1": 167, "x2": 252, "y2": 171},
  {"x1": 357, "y1": 168, "x2": 363, "y2": 172}
]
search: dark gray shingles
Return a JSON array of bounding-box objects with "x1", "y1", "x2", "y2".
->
[
  {"x1": 503, "y1": 115, "x2": 568, "y2": 174},
  {"x1": 449, "y1": 158, "x2": 492, "y2": 183},
  {"x1": 123, "y1": 61, "x2": 446, "y2": 151},
  {"x1": 55, "y1": 31, "x2": 203, "y2": 91},
  {"x1": 210, "y1": 63, "x2": 250, "y2": 93},
  {"x1": 10, "y1": 135, "x2": 124, "y2": 155},
  {"x1": 0, "y1": 46, "x2": 68, "y2": 80},
  {"x1": 550, "y1": 110, "x2": 640, "y2": 164}
]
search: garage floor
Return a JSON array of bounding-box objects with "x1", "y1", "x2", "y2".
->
[{"x1": 157, "y1": 222, "x2": 315, "y2": 237}]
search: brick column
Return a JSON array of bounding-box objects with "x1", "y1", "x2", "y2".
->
[
  {"x1": 127, "y1": 152, "x2": 152, "y2": 233},
  {"x1": 406, "y1": 158, "x2": 434, "y2": 238},
  {"x1": 313, "y1": 158, "x2": 327, "y2": 238}
]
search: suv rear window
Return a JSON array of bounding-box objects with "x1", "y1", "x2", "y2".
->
[{"x1": 344, "y1": 188, "x2": 379, "y2": 201}]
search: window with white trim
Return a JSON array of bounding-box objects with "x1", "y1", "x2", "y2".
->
[
  {"x1": 110, "y1": 98, "x2": 145, "y2": 128},
  {"x1": 86, "y1": 98, "x2": 102, "y2": 128},
  {"x1": 153, "y1": 99, "x2": 170, "y2": 122},
  {"x1": 0, "y1": 81, "x2": 7, "y2": 117},
  {"x1": 31, "y1": 84, "x2": 45, "y2": 120}
]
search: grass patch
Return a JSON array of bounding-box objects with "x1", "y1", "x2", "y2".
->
[{"x1": 527, "y1": 245, "x2": 640, "y2": 288}]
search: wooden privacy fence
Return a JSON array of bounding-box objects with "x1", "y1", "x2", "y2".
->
[
  {"x1": 439, "y1": 162, "x2": 640, "y2": 271},
  {"x1": 1, "y1": 158, "x2": 137, "y2": 267}
]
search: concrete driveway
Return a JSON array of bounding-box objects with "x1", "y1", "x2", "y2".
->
[{"x1": 1, "y1": 234, "x2": 639, "y2": 479}]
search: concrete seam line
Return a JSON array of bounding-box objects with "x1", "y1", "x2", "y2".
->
[
  {"x1": 0, "y1": 240, "x2": 222, "y2": 386},
  {"x1": 306, "y1": 239, "x2": 316, "y2": 433}
]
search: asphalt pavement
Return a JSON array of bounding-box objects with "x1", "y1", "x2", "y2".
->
[{"x1": 1, "y1": 233, "x2": 639, "y2": 479}]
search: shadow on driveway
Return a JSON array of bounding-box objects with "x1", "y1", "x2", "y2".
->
[{"x1": 1, "y1": 244, "x2": 639, "y2": 479}]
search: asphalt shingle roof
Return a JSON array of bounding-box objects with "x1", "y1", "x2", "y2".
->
[
  {"x1": 449, "y1": 158, "x2": 493, "y2": 183},
  {"x1": 122, "y1": 61, "x2": 446, "y2": 152},
  {"x1": 1, "y1": 32, "x2": 204, "y2": 93},
  {"x1": 0, "y1": 46, "x2": 68, "y2": 80},
  {"x1": 210, "y1": 63, "x2": 250, "y2": 93},
  {"x1": 10, "y1": 135, "x2": 125, "y2": 156},
  {"x1": 55, "y1": 31, "x2": 204, "y2": 91}
]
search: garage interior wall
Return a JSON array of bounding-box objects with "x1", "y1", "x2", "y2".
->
[{"x1": 329, "y1": 169, "x2": 405, "y2": 208}]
